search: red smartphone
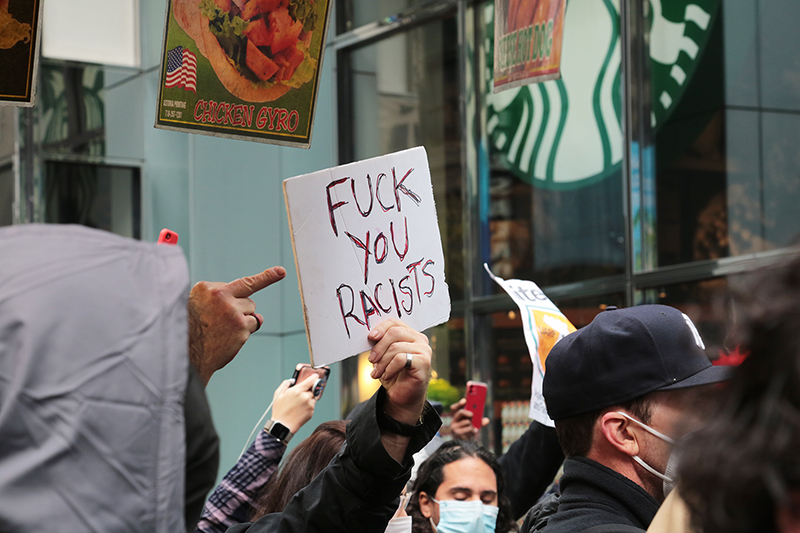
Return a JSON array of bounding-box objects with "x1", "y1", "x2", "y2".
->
[
  {"x1": 157, "y1": 228, "x2": 179, "y2": 245},
  {"x1": 465, "y1": 381, "x2": 488, "y2": 430},
  {"x1": 291, "y1": 364, "x2": 331, "y2": 400}
]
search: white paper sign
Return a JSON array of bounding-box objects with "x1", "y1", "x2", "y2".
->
[
  {"x1": 485, "y1": 264, "x2": 575, "y2": 427},
  {"x1": 285, "y1": 147, "x2": 451, "y2": 366}
]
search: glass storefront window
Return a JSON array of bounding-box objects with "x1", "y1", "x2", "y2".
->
[
  {"x1": 477, "y1": 0, "x2": 625, "y2": 294},
  {"x1": 338, "y1": 318, "x2": 465, "y2": 421},
  {"x1": 342, "y1": 15, "x2": 465, "y2": 301},
  {"x1": 425, "y1": 318, "x2": 468, "y2": 438},
  {"x1": 338, "y1": 0, "x2": 431, "y2": 33},
  {"x1": 652, "y1": 0, "x2": 800, "y2": 267},
  {"x1": 482, "y1": 292, "x2": 624, "y2": 455},
  {"x1": 44, "y1": 162, "x2": 141, "y2": 239},
  {"x1": 0, "y1": 165, "x2": 13, "y2": 227},
  {"x1": 0, "y1": 108, "x2": 14, "y2": 161},
  {"x1": 1, "y1": 108, "x2": 16, "y2": 226},
  {"x1": 37, "y1": 64, "x2": 106, "y2": 157},
  {"x1": 636, "y1": 278, "x2": 730, "y2": 360},
  {"x1": 428, "y1": 317, "x2": 467, "y2": 392},
  {"x1": 337, "y1": 0, "x2": 800, "y2": 449},
  {"x1": 555, "y1": 292, "x2": 627, "y2": 330}
]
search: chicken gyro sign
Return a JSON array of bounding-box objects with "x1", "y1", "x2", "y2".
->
[
  {"x1": 284, "y1": 147, "x2": 451, "y2": 366},
  {"x1": 155, "y1": 0, "x2": 331, "y2": 147}
]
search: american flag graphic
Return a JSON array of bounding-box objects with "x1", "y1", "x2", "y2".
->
[{"x1": 165, "y1": 46, "x2": 197, "y2": 92}]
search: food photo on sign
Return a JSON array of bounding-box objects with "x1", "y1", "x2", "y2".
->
[
  {"x1": 0, "y1": 0, "x2": 42, "y2": 106},
  {"x1": 155, "y1": 0, "x2": 332, "y2": 147}
]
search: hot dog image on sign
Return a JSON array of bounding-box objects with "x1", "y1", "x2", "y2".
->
[{"x1": 156, "y1": 0, "x2": 332, "y2": 147}]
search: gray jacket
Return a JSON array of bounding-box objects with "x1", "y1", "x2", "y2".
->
[{"x1": 0, "y1": 225, "x2": 190, "y2": 532}]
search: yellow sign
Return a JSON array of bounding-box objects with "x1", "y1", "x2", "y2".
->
[{"x1": 530, "y1": 309, "x2": 576, "y2": 372}]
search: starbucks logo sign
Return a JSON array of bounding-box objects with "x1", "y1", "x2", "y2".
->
[{"x1": 485, "y1": 0, "x2": 719, "y2": 189}]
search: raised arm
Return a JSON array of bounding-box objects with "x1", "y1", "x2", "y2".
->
[{"x1": 226, "y1": 319, "x2": 441, "y2": 533}]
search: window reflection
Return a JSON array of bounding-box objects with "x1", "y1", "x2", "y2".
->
[
  {"x1": 44, "y1": 162, "x2": 140, "y2": 239},
  {"x1": 653, "y1": 0, "x2": 800, "y2": 266},
  {"x1": 345, "y1": 16, "x2": 464, "y2": 301},
  {"x1": 637, "y1": 278, "x2": 730, "y2": 361},
  {"x1": 479, "y1": 1, "x2": 625, "y2": 292},
  {"x1": 37, "y1": 65, "x2": 105, "y2": 157},
  {"x1": 338, "y1": 0, "x2": 430, "y2": 33},
  {"x1": 0, "y1": 165, "x2": 13, "y2": 227}
]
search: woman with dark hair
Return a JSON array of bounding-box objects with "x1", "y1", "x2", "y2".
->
[
  {"x1": 406, "y1": 440, "x2": 518, "y2": 533},
  {"x1": 195, "y1": 375, "x2": 323, "y2": 533},
  {"x1": 250, "y1": 420, "x2": 346, "y2": 519}
]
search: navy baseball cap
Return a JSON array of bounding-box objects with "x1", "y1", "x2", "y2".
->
[{"x1": 543, "y1": 304, "x2": 731, "y2": 421}]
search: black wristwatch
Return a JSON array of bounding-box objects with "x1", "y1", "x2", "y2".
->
[{"x1": 265, "y1": 420, "x2": 294, "y2": 444}]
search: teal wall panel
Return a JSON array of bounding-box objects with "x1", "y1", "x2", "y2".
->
[
  {"x1": 142, "y1": 70, "x2": 192, "y2": 252},
  {"x1": 205, "y1": 334, "x2": 286, "y2": 482},
  {"x1": 187, "y1": 134, "x2": 285, "y2": 334},
  {"x1": 132, "y1": 0, "x2": 339, "y2": 489}
]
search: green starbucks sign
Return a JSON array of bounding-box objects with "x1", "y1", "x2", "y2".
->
[{"x1": 485, "y1": 0, "x2": 720, "y2": 190}]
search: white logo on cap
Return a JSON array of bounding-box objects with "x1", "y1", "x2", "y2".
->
[{"x1": 682, "y1": 313, "x2": 706, "y2": 349}]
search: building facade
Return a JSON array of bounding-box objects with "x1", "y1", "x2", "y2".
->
[
  {"x1": 2, "y1": 0, "x2": 800, "y2": 462},
  {"x1": 331, "y1": 0, "x2": 800, "y2": 453}
]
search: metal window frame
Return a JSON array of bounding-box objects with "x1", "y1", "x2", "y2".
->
[
  {"x1": 335, "y1": 0, "x2": 800, "y2": 453},
  {"x1": 15, "y1": 60, "x2": 145, "y2": 227}
]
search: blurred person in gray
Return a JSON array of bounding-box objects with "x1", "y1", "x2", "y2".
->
[{"x1": 0, "y1": 224, "x2": 284, "y2": 532}]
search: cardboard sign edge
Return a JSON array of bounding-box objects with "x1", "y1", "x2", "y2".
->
[{"x1": 283, "y1": 178, "x2": 317, "y2": 366}]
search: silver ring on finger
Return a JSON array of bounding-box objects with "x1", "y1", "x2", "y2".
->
[{"x1": 404, "y1": 352, "x2": 413, "y2": 370}]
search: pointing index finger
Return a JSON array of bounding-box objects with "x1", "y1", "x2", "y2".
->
[{"x1": 228, "y1": 266, "x2": 286, "y2": 298}]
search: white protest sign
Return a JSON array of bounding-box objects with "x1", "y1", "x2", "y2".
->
[
  {"x1": 485, "y1": 264, "x2": 575, "y2": 427},
  {"x1": 285, "y1": 147, "x2": 451, "y2": 366}
]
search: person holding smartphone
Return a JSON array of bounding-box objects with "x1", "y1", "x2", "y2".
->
[
  {"x1": 227, "y1": 318, "x2": 442, "y2": 533},
  {"x1": 196, "y1": 374, "x2": 320, "y2": 533}
]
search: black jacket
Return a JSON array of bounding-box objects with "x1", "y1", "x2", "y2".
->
[
  {"x1": 497, "y1": 421, "x2": 564, "y2": 519},
  {"x1": 523, "y1": 456, "x2": 658, "y2": 533},
  {"x1": 227, "y1": 387, "x2": 441, "y2": 533}
]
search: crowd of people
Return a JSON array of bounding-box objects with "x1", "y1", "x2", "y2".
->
[{"x1": 1, "y1": 223, "x2": 799, "y2": 533}]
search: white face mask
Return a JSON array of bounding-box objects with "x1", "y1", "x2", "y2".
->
[
  {"x1": 385, "y1": 515, "x2": 412, "y2": 533},
  {"x1": 616, "y1": 412, "x2": 676, "y2": 487},
  {"x1": 661, "y1": 447, "x2": 680, "y2": 497},
  {"x1": 428, "y1": 498, "x2": 499, "y2": 533}
]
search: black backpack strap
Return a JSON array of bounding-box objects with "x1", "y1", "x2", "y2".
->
[{"x1": 581, "y1": 525, "x2": 646, "y2": 533}]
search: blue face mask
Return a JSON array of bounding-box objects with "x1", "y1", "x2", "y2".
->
[{"x1": 429, "y1": 498, "x2": 499, "y2": 533}]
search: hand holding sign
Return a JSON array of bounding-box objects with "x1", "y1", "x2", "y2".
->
[
  {"x1": 189, "y1": 266, "x2": 286, "y2": 385},
  {"x1": 368, "y1": 318, "x2": 432, "y2": 425},
  {"x1": 285, "y1": 147, "x2": 450, "y2": 366}
]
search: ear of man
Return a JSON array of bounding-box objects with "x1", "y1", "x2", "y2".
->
[
  {"x1": 418, "y1": 491, "x2": 434, "y2": 520},
  {"x1": 598, "y1": 411, "x2": 642, "y2": 458}
]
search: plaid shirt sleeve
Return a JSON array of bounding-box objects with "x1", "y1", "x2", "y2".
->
[{"x1": 195, "y1": 429, "x2": 286, "y2": 533}]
